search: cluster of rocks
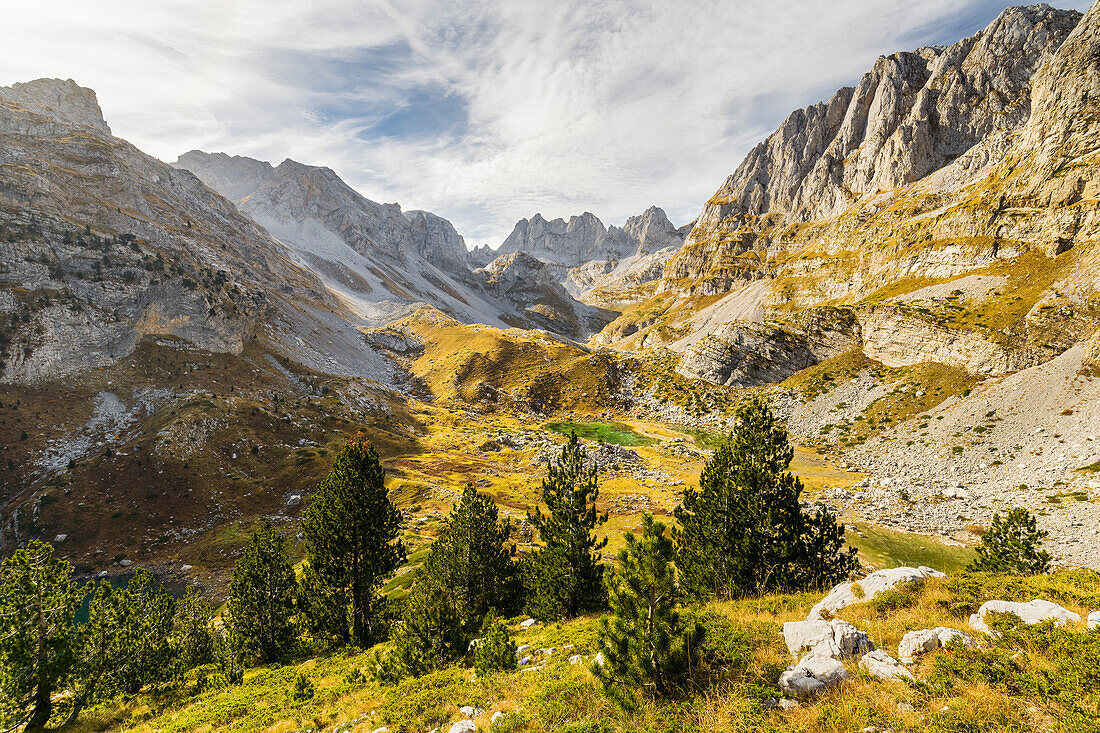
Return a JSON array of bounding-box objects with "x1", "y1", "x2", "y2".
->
[
  {"x1": 529, "y1": 441, "x2": 643, "y2": 472},
  {"x1": 772, "y1": 565, "x2": 1099, "y2": 708}
]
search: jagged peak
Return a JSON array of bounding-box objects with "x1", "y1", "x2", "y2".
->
[{"x1": 0, "y1": 77, "x2": 110, "y2": 134}]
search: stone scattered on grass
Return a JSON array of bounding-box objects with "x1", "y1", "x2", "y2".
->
[
  {"x1": 519, "y1": 618, "x2": 538, "y2": 629},
  {"x1": 459, "y1": 706, "x2": 484, "y2": 719},
  {"x1": 779, "y1": 654, "x2": 850, "y2": 698},
  {"x1": 969, "y1": 599, "x2": 1082, "y2": 635},
  {"x1": 898, "y1": 627, "x2": 975, "y2": 663},
  {"x1": 783, "y1": 618, "x2": 874, "y2": 659},
  {"x1": 859, "y1": 649, "x2": 914, "y2": 681},
  {"x1": 447, "y1": 721, "x2": 477, "y2": 733},
  {"x1": 808, "y1": 566, "x2": 947, "y2": 620},
  {"x1": 1088, "y1": 610, "x2": 1100, "y2": 630}
]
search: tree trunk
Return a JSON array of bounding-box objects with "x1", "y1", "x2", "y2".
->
[{"x1": 24, "y1": 681, "x2": 52, "y2": 733}]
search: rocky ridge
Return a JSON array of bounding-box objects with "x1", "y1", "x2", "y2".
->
[
  {"x1": 491, "y1": 206, "x2": 689, "y2": 304},
  {"x1": 175, "y1": 151, "x2": 607, "y2": 340}
]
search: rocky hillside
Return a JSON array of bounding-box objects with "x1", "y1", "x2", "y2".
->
[
  {"x1": 489, "y1": 206, "x2": 689, "y2": 305},
  {"x1": 602, "y1": 3, "x2": 1100, "y2": 392},
  {"x1": 587, "y1": 3, "x2": 1100, "y2": 561},
  {"x1": 175, "y1": 151, "x2": 608, "y2": 339}
]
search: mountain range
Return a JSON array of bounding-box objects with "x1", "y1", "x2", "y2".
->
[{"x1": 2, "y1": 2, "x2": 1100, "y2": 577}]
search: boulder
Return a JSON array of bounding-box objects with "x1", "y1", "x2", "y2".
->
[
  {"x1": 783, "y1": 618, "x2": 874, "y2": 659},
  {"x1": 1089, "y1": 611, "x2": 1100, "y2": 630},
  {"x1": 897, "y1": 627, "x2": 975, "y2": 663},
  {"x1": 859, "y1": 649, "x2": 914, "y2": 681},
  {"x1": 969, "y1": 599, "x2": 1082, "y2": 635},
  {"x1": 515, "y1": 644, "x2": 532, "y2": 656},
  {"x1": 448, "y1": 722, "x2": 477, "y2": 733},
  {"x1": 459, "y1": 706, "x2": 484, "y2": 719},
  {"x1": 808, "y1": 566, "x2": 947, "y2": 620},
  {"x1": 491, "y1": 712, "x2": 505, "y2": 724},
  {"x1": 519, "y1": 619, "x2": 538, "y2": 629},
  {"x1": 778, "y1": 654, "x2": 850, "y2": 698}
]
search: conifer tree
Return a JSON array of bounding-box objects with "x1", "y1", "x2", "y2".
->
[
  {"x1": 420, "y1": 484, "x2": 519, "y2": 629},
  {"x1": 0, "y1": 541, "x2": 86, "y2": 733},
  {"x1": 594, "y1": 514, "x2": 703, "y2": 706},
  {"x1": 67, "y1": 570, "x2": 175, "y2": 719},
  {"x1": 109, "y1": 569, "x2": 176, "y2": 694},
  {"x1": 171, "y1": 585, "x2": 215, "y2": 671},
  {"x1": 674, "y1": 396, "x2": 857, "y2": 598},
  {"x1": 524, "y1": 432, "x2": 608, "y2": 620},
  {"x1": 301, "y1": 435, "x2": 405, "y2": 645},
  {"x1": 472, "y1": 611, "x2": 517, "y2": 676},
  {"x1": 373, "y1": 574, "x2": 463, "y2": 683},
  {"x1": 226, "y1": 520, "x2": 297, "y2": 662},
  {"x1": 375, "y1": 486, "x2": 517, "y2": 681},
  {"x1": 967, "y1": 507, "x2": 1052, "y2": 575}
]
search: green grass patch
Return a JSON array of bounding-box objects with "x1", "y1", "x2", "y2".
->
[
  {"x1": 847, "y1": 523, "x2": 976, "y2": 574},
  {"x1": 673, "y1": 426, "x2": 728, "y2": 451},
  {"x1": 1078, "y1": 458, "x2": 1100, "y2": 473},
  {"x1": 543, "y1": 421, "x2": 655, "y2": 447}
]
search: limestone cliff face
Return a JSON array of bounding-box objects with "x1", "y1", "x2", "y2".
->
[
  {"x1": 625, "y1": 4, "x2": 1100, "y2": 386},
  {"x1": 499, "y1": 206, "x2": 684, "y2": 266},
  {"x1": 675, "y1": 308, "x2": 861, "y2": 388},
  {"x1": 0, "y1": 79, "x2": 392, "y2": 383},
  {"x1": 663, "y1": 4, "x2": 1081, "y2": 292},
  {"x1": 478, "y1": 252, "x2": 616, "y2": 336}
]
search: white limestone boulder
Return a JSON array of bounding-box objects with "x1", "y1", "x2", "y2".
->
[
  {"x1": 784, "y1": 618, "x2": 874, "y2": 659},
  {"x1": 779, "y1": 654, "x2": 850, "y2": 698},
  {"x1": 448, "y1": 722, "x2": 477, "y2": 733},
  {"x1": 1088, "y1": 611, "x2": 1100, "y2": 630},
  {"x1": 808, "y1": 566, "x2": 947, "y2": 620},
  {"x1": 859, "y1": 649, "x2": 914, "y2": 681},
  {"x1": 898, "y1": 627, "x2": 975, "y2": 663},
  {"x1": 969, "y1": 599, "x2": 1082, "y2": 635},
  {"x1": 459, "y1": 706, "x2": 484, "y2": 719}
]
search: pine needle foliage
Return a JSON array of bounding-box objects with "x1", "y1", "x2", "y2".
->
[
  {"x1": 674, "y1": 396, "x2": 857, "y2": 599},
  {"x1": 472, "y1": 611, "x2": 517, "y2": 676},
  {"x1": 0, "y1": 540, "x2": 85, "y2": 733},
  {"x1": 524, "y1": 432, "x2": 609, "y2": 620},
  {"x1": 419, "y1": 484, "x2": 520, "y2": 630},
  {"x1": 967, "y1": 507, "x2": 1052, "y2": 575},
  {"x1": 301, "y1": 435, "x2": 406, "y2": 646},
  {"x1": 594, "y1": 514, "x2": 704, "y2": 706},
  {"x1": 226, "y1": 519, "x2": 297, "y2": 663}
]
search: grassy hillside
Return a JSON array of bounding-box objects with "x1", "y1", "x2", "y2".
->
[{"x1": 76, "y1": 571, "x2": 1100, "y2": 733}]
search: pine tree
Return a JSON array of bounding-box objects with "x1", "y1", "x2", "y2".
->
[
  {"x1": 0, "y1": 541, "x2": 86, "y2": 733},
  {"x1": 373, "y1": 574, "x2": 463, "y2": 683},
  {"x1": 472, "y1": 611, "x2": 517, "y2": 677},
  {"x1": 171, "y1": 585, "x2": 215, "y2": 671},
  {"x1": 109, "y1": 569, "x2": 176, "y2": 694},
  {"x1": 67, "y1": 570, "x2": 176, "y2": 721},
  {"x1": 967, "y1": 507, "x2": 1052, "y2": 575},
  {"x1": 301, "y1": 435, "x2": 405, "y2": 646},
  {"x1": 524, "y1": 432, "x2": 608, "y2": 620},
  {"x1": 420, "y1": 484, "x2": 519, "y2": 630},
  {"x1": 594, "y1": 514, "x2": 703, "y2": 706},
  {"x1": 226, "y1": 520, "x2": 297, "y2": 662},
  {"x1": 674, "y1": 396, "x2": 857, "y2": 598}
]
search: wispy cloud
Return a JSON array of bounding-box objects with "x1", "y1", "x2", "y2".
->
[{"x1": 1, "y1": 1, "x2": 1092, "y2": 243}]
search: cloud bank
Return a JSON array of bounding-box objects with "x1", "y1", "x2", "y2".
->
[{"x1": 1, "y1": 1, "x2": 1091, "y2": 244}]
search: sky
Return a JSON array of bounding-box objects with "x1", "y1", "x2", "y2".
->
[{"x1": 0, "y1": 1, "x2": 1093, "y2": 246}]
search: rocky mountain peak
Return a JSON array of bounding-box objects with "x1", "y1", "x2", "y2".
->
[
  {"x1": 623, "y1": 206, "x2": 682, "y2": 255},
  {"x1": 174, "y1": 150, "x2": 275, "y2": 201},
  {"x1": 499, "y1": 207, "x2": 685, "y2": 267},
  {"x1": 685, "y1": 3, "x2": 1080, "y2": 237},
  {"x1": 0, "y1": 77, "x2": 110, "y2": 134}
]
